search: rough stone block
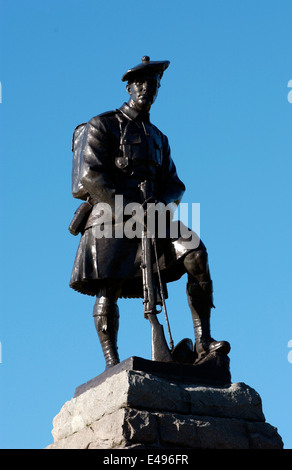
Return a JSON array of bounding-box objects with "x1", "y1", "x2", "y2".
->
[
  {"x1": 186, "y1": 381, "x2": 265, "y2": 421},
  {"x1": 156, "y1": 412, "x2": 250, "y2": 449},
  {"x1": 46, "y1": 358, "x2": 283, "y2": 449}
]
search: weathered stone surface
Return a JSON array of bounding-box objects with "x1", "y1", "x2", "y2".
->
[
  {"x1": 50, "y1": 371, "x2": 265, "y2": 442},
  {"x1": 156, "y1": 412, "x2": 250, "y2": 449},
  {"x1": 186, "y1": 381, "x2": 265, "y2": 421},
  {"x1": 48, "y1": 409, "x2": 127, "y2": 449},
  {"x1": 47, "y1": 364, "x2": 283, "y2": 449},
  {"x1": 51, "y1": 370, "x2": 129, "y2": 441},
  {"x1": 245, "y1": 421, "x2": 284, "y2": 449}
]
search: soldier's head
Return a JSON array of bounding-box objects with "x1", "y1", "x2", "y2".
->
[{"x1": 122, "y1": 56, "x2": 170, "y2": 113}]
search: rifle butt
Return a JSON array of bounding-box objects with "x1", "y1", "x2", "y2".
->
[{"x1": 148, "y1": 314, "x2": 173, "y2": 362}]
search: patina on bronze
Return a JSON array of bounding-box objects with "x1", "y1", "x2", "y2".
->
[{"x1": 69, "y1": 56, "x2": 230, "y2": 371}]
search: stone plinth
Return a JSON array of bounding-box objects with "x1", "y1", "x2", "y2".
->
[{"x1": 46, "y1": 357, "x2": 283, "y2": 449}]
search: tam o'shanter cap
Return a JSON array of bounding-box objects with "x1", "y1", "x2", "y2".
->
[{"x1": 121, "y1": 56, "x2": 170, "y2": 82}]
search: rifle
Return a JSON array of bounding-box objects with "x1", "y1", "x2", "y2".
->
[{"x1": 139, "y1": 180, "x2": 174, "y2": 362}]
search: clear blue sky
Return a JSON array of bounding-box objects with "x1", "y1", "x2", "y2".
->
[{"x1": 1, "y1": 0, "x2": 291, "y2": 449}]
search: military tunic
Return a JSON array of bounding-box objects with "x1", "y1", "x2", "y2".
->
[{"x1": 70, "y1": 103, "x2": 201, "y2": 297}]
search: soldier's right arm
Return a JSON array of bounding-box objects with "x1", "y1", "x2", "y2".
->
[{"x1": 80, "y1": 116, "x2": 130, "y2": 212}]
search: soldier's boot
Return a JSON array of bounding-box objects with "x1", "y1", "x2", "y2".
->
[
  {"x1": 187, "y1": 279, "x2": 230, "y2": 362},
  {"x1": 93, "y1": 296, "x2": 120, "y2": 369},
  {"x1": 184, "y1": 250, "x2": 230, "y2": 362}
]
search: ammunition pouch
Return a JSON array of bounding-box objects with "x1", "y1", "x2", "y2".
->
[{"x1": 68, "y1": 200, "x2": 93, "y2": 236}]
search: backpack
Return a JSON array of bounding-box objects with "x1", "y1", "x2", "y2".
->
[
  {"x1": 71, "y1": 122, "x2": 88, "y2": 200},
  {"x1": 69, "y1": 122, "x2": 92, "y2": 236}
]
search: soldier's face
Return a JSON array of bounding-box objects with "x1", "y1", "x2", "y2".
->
[{"x1": 127, "y1": 75, "x2": 160, "y2": 112}]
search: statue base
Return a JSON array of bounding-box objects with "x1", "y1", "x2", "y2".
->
[{"x1": 46, "y1": 356, "x2": 283, "y2": 449}]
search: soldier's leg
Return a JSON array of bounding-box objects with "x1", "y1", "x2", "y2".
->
[
  {"x1": 183, "y1": 248, "x2": 230, "y2": 361},
  {"x1": 93, "y1": 283, "x2": 122, "y2": 369}
]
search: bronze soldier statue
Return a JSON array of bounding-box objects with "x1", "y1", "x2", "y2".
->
[{"x1": 69, "y1": 56, "x2": 230, "y2": 369}]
